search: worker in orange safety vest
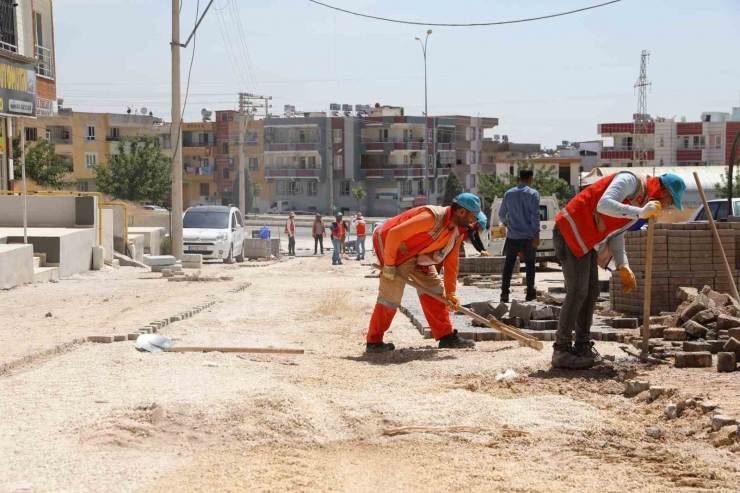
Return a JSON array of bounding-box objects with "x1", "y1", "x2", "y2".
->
[
  {"x1": 366, "y1": 193, "x2": 482, "y2": 353},
  {"x1": 352, "y1": 212, "x2": 367, "y2": 260},
  {"x1": 284, "y1": 212, "x2": 296, "y2": 256},
  {"x1": 552, "y1": 172, "x2": 686, "y2": 370}
]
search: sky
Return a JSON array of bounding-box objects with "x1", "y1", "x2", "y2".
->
[{"x1": 54, "y1": 0, "x2": 740, "y2": 148}]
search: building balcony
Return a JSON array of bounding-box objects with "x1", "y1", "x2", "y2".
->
[
  {"x1": 436, "y1": 142, "x2": 454, "y2": 151},
  {"x1": 598, "y1": 122, "x2": 655, "y2": 136},
  {"x1": 264, "y1": 142, "x2": 321, "y2": 152},
  {"x1": 677, "y1": 149, "x2": 702, "y2": 162},
  {"x1": 265, "y1": 168, "x2": 322, "y2": 180},
  {"x1": 184, "y1": 166, "x2": 213, "y2": 177},
  {"x1": 183, "y1": 141, "x2": 212, "y2": 147},
  {"x1": 35, "y1": 45, "x2": 53, "y2": 79}
]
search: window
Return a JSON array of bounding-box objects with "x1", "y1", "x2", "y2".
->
[
  {"x1": 307, "y1": 156, "x2": 317, "y2": 169},
  {"x1": 200, "y1": 183, "x2": 210, "y2": 196},
  {"x1": 299, "y1": 130, "x2": 306, "y2": 143},
  {"x1": 299, "y1": 156, "x2": 307, "y2": 168},
  {"x1": 559, "y1": 166, "x2": 572, "y2": 184},
  {"x1": 35, "y1": 12, "x2": 43, "y2": 46},
  {"x1": 509, "y1": 166, "x2": 515, "y2": 175},
  {"x1": 693, "y1": 135, "x2": 706, "y2": 149},
  {"x1": 405, "y1": 181, "x2": 413, "y2": 195},
  {"x1": 403, "y1": 155, "x2": 409, "y2": 165},
  {"x1": 276, "y1": 181, "x2": 286, "y2": 195},
  {"x1": 77, "y1": 181, "x2": 89, "y2": 192},
  {"x1": 308, "y1": 181, "x2": 318, "y2": 196},
  {"x1": 469, "y1": 151, "x2": 476, "y2": 164},
  {"x1": 469, "y1": 126, "x2": 476, "y2": 141},
  {"x1": 340, "y1": 180, "x2": 350, "y2": 196},
  {"x1": 221, "y1": 142, "x2": 229, "y2": 154},
  {"x1": 710, "y1": 134, "x2": 722, "y2": 149},
  {"x1": 25, "y1": 127, "x2": 38, "y2": 141},
  {"x1": 428, "y1": 155, "x2": 434, "y2": 168},
  {"x1": 469, "y1": 174, "x2": 476, "y2": 188},
  {"x1": 200, "y1": 158, "x2": 210, "y2": 168},
  {"x1": 660, "y1": 137, "x2": 664, "y2": 147},
  {"x1": 682, "y1": 137, "x2": 690, "y2": 149},
  {"x1": 437, "y1": 177, "x2": 444, "y2": 191},
  {"x1": 221, "y1": 113, "x2": 228, "y2": 122},
  {"x1": 417, "y1": 180, "x2": 424, "y2": 195},
  {"x1": 288, "y1": 181, "x2": 299, "y2": 195},
  {"x1": 109, "y1": 127, "x2": 120, "y2": 140},
  {"x1": 620, "y1": 136, "x2": 632, "y2": 150},
  {"x1": 85, "y1": 152, "x2": 98, "y2": 170},
  {"x1": 86, "y1": 125, "x2": 96, "y2": 141},
  {"x1": 379, "y1": 129, "x2": 388, "y2": 142},
  {"x1": 478, "y1": 128, "x2": 483, "y2": 141},
  {"x1": 222, "y1": 167, "x2": 229, "y2": 179},
  {"x1": 162, "y1": 134, "x2": 171, "y2": 150},
  {"x1": 478, "y1": 151, "x2": 482, "y2": 165},
  {"x1": 249, "y1": 157, "x2": 259, "y2": 170},
  {"x1": 333, "y1": 129, "x2": 343, "y2": 143},
  {"x1": 430, "y1": 179, "x2": 435, "y2": 193},
  {"x1": 428, "y1": 128, "x2": 433, "y2": 141},
  {"x1": 334, "y1": 155, "x2": 343, "y2": 170},
  {"x1": 487, "y1": 155, "x2": 494, "y2": 164},
  {"x1": 539, "y1": 206, "x2": 548, "y2": 221},
  {"x1": 45, "y1": 129, "x2": 51, "y2": 140}
]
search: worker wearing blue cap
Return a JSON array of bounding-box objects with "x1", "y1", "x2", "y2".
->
[
  {"x1": 498, "y1": 168, "x2": 541, "y2": 303},
  {"x1": 552, "y1": 171, "x2": 686, "y2": 370}
]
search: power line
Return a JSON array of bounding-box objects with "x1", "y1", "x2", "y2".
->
[
  {"x1": 307, "y1": 0, "x2": 624, "y2": 27},
  {"x1": 171, "y1": 0, "x2": 201, "y2": 160},
  {"x1": 230, "y1": 0, "x2": 261, "y2": 93}
]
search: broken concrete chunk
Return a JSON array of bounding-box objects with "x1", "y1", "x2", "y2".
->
[
  {"x1": 645, "y1": 427, "x2": 662, "y2": 438},
  {"x1": 711, "y1": 426, "x2": 737, "y2": 447},
  {"x1": 728, "y1": 328, "x2": 740, "y2": 340},
  {"x1": 530, "y1": 305, "x2": 554, "y2": 321},
  {"x1": 612, "y1": 318, "x2": 639, "y2": 329},
  {"x1": 674, "y1": 351, "x2": 712, "y2": 368},
  {"x1": 699, "y1": 402, "x2": 719, "y2": 414},
  {"x1": 509, "y1": 300, "x2": 534, "y2": 323},
  {"x1": 678, "y1": 299, "x2": 708, "y2": 323},
  {"x1": 717, "y1": 352, "x2": 737, "y2": 373},
  {"x1": 708, "y1": 340, "x2": 727, "y2": 354},
  {"x1": 665, "y1": 402, "x2": 683, "y2": 420},
  {"x1": 722, "y1": 337, "x2": 740, "y2": 357},
  {"x1": 692, "y1": 309, "x2": 718, "y2": 325},
  {"x1": 648, "y1": 386, "x2": 666, "y2": 402},
  {"x1": 717, "y1": 314, "x2": 740, "y2": 331},
  {"x1": 705, "y1": 329, "x2": 718, "y2": 341},
  {"x1": 624, "y1": 380, "x2": 651, "y2": 396},
  {"x1": 682, "y1": 320, "x2": 708, "y2": 340},
  {"x1": 683, "y1": 341, "x2": 711, "y2": 353},
  {"x1": 663, "y1": 328, "x2": 687, "y2": 341},
  {"x1": 649, "y1": 325, "x2": 667, "y2": 338},
  {"x1": 676, "y1": 287, "x2": 698, "y2": 303},
  {"x1": 711, "y1": 415, "x2": 737, "y2": 432}
]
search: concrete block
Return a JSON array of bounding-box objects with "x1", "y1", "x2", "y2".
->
[
  {"x1": 143, "y1": 255, "x2": 177, "y2": 266},
  {"x1": 674, "y1": 351, "x2": 712, "y2": 368},
  {"x1": 649, "y1": 325, "x2": 667, "y2": 338},
  {"x1": 692, "y1": 309, "x2": 718, "y2": 325},
  {"x1": 717, "y1": 314, "x2": 740, "y2": 330},
  {"x1": 648, "y1": 386, "x2": 666, "y2": 401},
  {"x1": 87, "y1": 335, "x2": 114, "y2": 343},
  {"x1": 509, "y1": 300, "x2": 534, "y2": 323},
  {"x1": 182, "y1": 253, "x2": 203, "y2": 263},
  {"x1": 711, "y1": 415, "x2": 737, "y2": 432},
  {"x1": 161, "y1": 269, "x2": 174, "y2": 278},
  {"x1": 529, "y1": 320, "x2": 558, "y2": 331},
  {"x1": 112, "y1": 334, "x2": 126, "y2": 342},
  {"x1": 127, "y1": 333, "x2": 139, "y2": 341},
  {"x1": 624, "y1": 380, "x2": 651, "y2": 396},
  {"x1": 182, "y1": 262, "x2": 202, "y2": 269},
  {"x1": 708, "y1": 340, "x2": 727, "y2": 354},
  {"x1": 683, "y1": 320, "x2": 709, "y2": 339},
  {"x1": 151, "y1": 264, "x2": 176, "y2": 273},
  {"x1": 530, "y1": 305, "x2": 554, "y2": 321},
  {"x1": 611, "y1": 318, "x2": 639, "y2": 329},
  {"x1": 683, "y1": 341, "x2": 711, "y2": 353},
  {"x1": 728, "y1": 327, "x2": 740, "y2": 340},
  {"x1": 722, "y1": 337, "x2": 740, "y2": 357},
  {"x1": 717, "y1": 352, "x2": 737, "y2": 373},
  {"x1": 91, "y1": 246, "x2": 104, "y2": 271}
]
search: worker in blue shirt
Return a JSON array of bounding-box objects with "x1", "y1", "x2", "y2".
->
[{"x1": 498, "y1": 168, "x2": 541, "y2": 302}]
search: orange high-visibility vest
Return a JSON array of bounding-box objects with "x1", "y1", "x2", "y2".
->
[
  {"x1": 555, "y1": 172, "x2": 661, "y2": 258},
  {"x1": 356, "y1": 221, "x2": 366, "y2": 237},
  {"x1": 374, "y1": 205, "x2": 466, "y2": 267},
  {"x1": 331, "y1": 221, "x2": 345, "y2": 240}
]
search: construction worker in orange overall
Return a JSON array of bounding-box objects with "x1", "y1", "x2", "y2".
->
[
  {"x1": 366, "y1": 193, "x2": 482, "y2": 353},
  {"x1": 552, "y1": 172, "x2": 686, "y2": 370}
]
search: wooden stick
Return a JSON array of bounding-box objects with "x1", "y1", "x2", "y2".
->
[
  {"x1": 619, "y1": 345, "x2": 671, "y2": 365},
  {"x1": 693, "y1": 172, "x2": 740, "y2": 302},
  {"x1": 373, "y1": 264, "x2": 544, "y2": 351},
  {"x1": 165, "y1": 347, "x2": 304, "y2": 354},
  {"x1": 382, "y1": 425, "x2": 529, "y2": 437},
  {"x1": 641, "y1": 217, "x2": 655, "y2": 360}
]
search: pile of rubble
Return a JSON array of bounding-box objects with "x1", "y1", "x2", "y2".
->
[{"x1": 623, "y1": 286, "x2": 740, "y2": 372}]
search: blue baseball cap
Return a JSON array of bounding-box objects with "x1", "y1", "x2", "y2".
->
[
  {"x1": 453, "y1": 193, "x2": 481, "y2": 215},
  {"x1": 476, "y1": 211, "x2": 488, "y2": 230},
  {"x1": 660, "y1": 173, "x2": 686, "y2": 211}
]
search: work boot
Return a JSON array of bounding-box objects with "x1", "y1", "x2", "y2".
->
[
  {"x1": 525, "y1": 290, "x2": 537, "y2": 302},
  {"x1": 365, "y1": 341, "x2": 396, "y2": 353},
  {"x1": 551, "y1": 343, "x2": 594, "y2": 370},
  {"x1": 573, "y1": 340, "x2": 604, "y2": 365},
  {"x1": 500, "y1": 294, "x2": 509, "y2": 303},
  {"x1": 438, "y1": 329, "x2": 476, "y2": 349}
]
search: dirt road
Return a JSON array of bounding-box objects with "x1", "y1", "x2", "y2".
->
[{"x1": 1, "y1": 255, "x2": 738, "y2": 492}]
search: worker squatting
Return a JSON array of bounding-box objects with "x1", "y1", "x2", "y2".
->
[{"x1": 366, "y1": 172, "x2": 687, "y2": 371}]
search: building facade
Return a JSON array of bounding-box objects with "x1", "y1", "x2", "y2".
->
[
  {"x1": 598, "y1": 108, "x2": 740, "y2": 168},
  {"x1": 0, "y1": 0, "x2": 57, "y2": 190}
]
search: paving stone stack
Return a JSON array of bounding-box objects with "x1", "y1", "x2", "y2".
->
[
  {"x1": 243, "y1": 238, "x2": 272, "y2": 259},
  {"x1": 143, "y1": 255, "x2": 178, "y2": 273},
  {"x1": 182, "y1": 253, "x2": 202, "y2": 269},
  {"x1": 611, "y1": 223, "x2": 740, "y2": 315},
  {"x1": 270, "y1": 238, "x2": 281, "y2": 258},
  {"x1": 458, "y1": 256, "x2": 518, "y2": 275}
]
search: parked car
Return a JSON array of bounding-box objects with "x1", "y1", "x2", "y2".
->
[
  {"x1": 267, "y1": 200, "x2": 291, "y2": 214},
  {"x1": 484, "y1": 194, "x2": 561, "y2": 263},
  {"x1": 688, "y1": 199, "x2": 740, "y2": 222},
  {"x1": 141, "y1": 204, "x2": 168, "y2": 213},
  {"x1": 182, "y1": 205, "x2": 246, "y2": 263}
]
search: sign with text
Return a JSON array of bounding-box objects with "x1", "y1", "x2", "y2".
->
[
  {"x1": 36, "y1": 97, "x2": 53, "y2": 117},
  {"x1": 0, "y1": 57, "x2": 36, "y2": 118}
]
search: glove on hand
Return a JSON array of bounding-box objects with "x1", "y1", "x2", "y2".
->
[
  {"x1": 619, "y1": 265, "x2": 637, "y2": 293},
  {"x1": 639, "y1": 200, "x2": 662, "y2": 219},
  {"x1": 446, "y1": 293, "x2": 461, "y2": 312}
]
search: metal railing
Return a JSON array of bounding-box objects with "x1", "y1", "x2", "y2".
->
[
  {"x1": 0, "y1": 40, "x2": 17, "y2": 53},
  {"x1": 35, "y1": 45, "x2": 53, "y2": 79}
]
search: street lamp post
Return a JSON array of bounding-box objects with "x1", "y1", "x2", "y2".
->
[{"x1": 415, "y1": 29, "x2": 432, "y2": 206}]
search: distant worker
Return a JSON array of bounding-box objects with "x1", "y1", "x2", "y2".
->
[
  {"x1": 366, "y1": 193, "x2": 482, "y2": 353},
  {"x1": 285, "y1": 212, "x2": 296, "y2": 256},
  {"x1": 353, "y1": 212, "x2": 367, "y2": 261},
  {"x1": 313, "y1": 214, "x2": 326, "y2": 255},
  {"x1": 552, "y1": 172, "x2": 686, "y2": 370},
  {"x1": 468, "y1": 212, "x2": 490, "y2": 257},
  {"x1": 259, "y1": 224, "x2": 270, "y2": 240},
  {"x1": 330, "y1": 212, "x2": 346, "y2": 266},
  {"x1": 499, "y1": 169, "x2": 540, "y2": 303}
]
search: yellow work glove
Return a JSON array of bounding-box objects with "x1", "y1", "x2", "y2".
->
[
  {"x1": 446, "y1": 293, "x2": 461, "y2": 312},
  {"x1": 638, "y1": 200, "x2": 662, "y2": 219},
  {"x1": 619, "y1": 265, "x2": 637, "y2": 293},
  {"x1": 481, "y1": 251, "x2": 491, "y2": 257},
  {"x1": 381, "y1": 265, "x2": 396, "y2": 281}
]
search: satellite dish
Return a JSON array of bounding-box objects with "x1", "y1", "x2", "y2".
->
[
  {"x1": 201, "y1": 108, "x2": 213, "y2": 122},
  {"x1": 57, "y1": 98, "x2": 64, "y2": 107},
  {"x1": 141, "y1": 107, "x2": 148, "y2": 115}
]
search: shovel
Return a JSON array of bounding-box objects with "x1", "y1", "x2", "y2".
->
[{"x1": 135, "y1": 334, "x2": 304, "y2": 354}]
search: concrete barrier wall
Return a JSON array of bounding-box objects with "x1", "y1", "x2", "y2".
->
[
  {"x1": 101, "y1": 209, "x2": 114, "y2": 263},
  {"x1": 129, "y1": 213, "x2": 171, "y2": 235},
  {"x1": 104, "y1": 205, "x2": 126, "y2": 254},
  {"x1": 0, "y1": 244, "x2": 33, "y2": 289},
  {"x1": 128, "y1": 227, "x2": 164, "y2": 256},
  {"x1": 59, "y1": 229, "x2": 96, "y2": 277},
  {"x1": 0, "y1": 196, "x2": 77, "y2": 227}
]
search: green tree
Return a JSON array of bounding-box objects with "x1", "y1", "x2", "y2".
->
[
  {"x1": 442, "y1": 170, "x2": 464, "y2": 206},
  {"x1": 12, "y1": 138, "x2": 73, "y2": 189},
  {"x1": 478, "y1": 163, "x2": 572, "y2": 207},
  {"x1": 351, "y1": 187, "x2": 367, "y2": 212},
  {"x1": 232, "y1": 169, "x2": 255, "y2": 214},
  {"x1": 714, "y1": 168, "x2": 740, "y2": 199},
  {"x1": 93, "y1": 137, "x2": 171, "y2": 204}
]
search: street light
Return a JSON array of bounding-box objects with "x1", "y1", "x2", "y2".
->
[{"x1": 415, "y1": 29, "x2": 432, "y2": 206}]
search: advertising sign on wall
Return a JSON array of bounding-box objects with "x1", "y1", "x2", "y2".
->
[
  {"x1": 374, "y1": 187, "x2": 398, "y2": 200},
  {"x1": 0, "y1": 57, "x2": 37, "y2": 118},
  {"x1": 36, "y1": 98, "x2": 53, "y2": 117}
]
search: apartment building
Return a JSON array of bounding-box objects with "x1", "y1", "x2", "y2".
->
[
  {"x1": 0, "y1": 0, "x2": 57, "y2": 190},
  {"x1": 598, "y1": 107, "x2": 740, "y2": 168},
  {"x1": 480, "y1": 136, "x2": 541, "y2": 175},
  {"x1": 495, "y1": 156, "x2": 582, "y2": 192},
  {"x1": 441, "y1": 116, "x2": 498, "y2": 195}
]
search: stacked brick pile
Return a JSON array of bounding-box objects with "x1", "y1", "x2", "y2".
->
[
  {"x1": 611, "y1": 222, "x2": 740, "y2": 315},
  {"x1": 458, "y1": 256, "x2": 518, "y2": 275}
]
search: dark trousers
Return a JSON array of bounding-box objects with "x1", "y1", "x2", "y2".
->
[
  {"x1": 314, "y1": 235, "x2": 323, "y2": 254},
  {"x1": 553, "y1": 225, "x2": 599, "y2": 347},
  {"x1": 288, "y1": 235, "x2": 296, "y2": 255},
  {"x1": 501, "y1": 238, "x2": 537, "y2": 299}
]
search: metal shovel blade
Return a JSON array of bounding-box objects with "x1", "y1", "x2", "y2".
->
[{"x1": 136, "y1": 334, "x2": 176, "y2": 352}]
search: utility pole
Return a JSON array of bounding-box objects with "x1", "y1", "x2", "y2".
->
[
  {"x1": 171, "y1": 0, "x2": 183, "y2": 260},
  {"x1": 415, "y1": 30, "x2": 432, "y2": 205},
  {"x1": 634, "y1": 50, "x2": 651, "y2": 167},
  {"x1": 19, "y1": 117, "x2": 27, "y2": 244},
  {"x1": 238, "y1": 92, "x2": 247, "y2": 216},
  {"x1": 327, "y1": 120, "x2": 334, "y2": 215}
]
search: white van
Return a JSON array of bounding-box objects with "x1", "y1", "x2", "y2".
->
[
  {"x1": 182, "y1": 205, "x2": 246, "y2": 263},
  {"x1": 268, "y1": 200, "x2": 291, "y2": 214},
  {"x1": 485, "y1": 195, "x2": 560, "y2": 263}
]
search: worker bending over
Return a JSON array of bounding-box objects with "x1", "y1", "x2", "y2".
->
[
  {"x1": 552, "y1": 172, "x2": 686, "y2": 369},
  {"x1": 367, "y1": 193, "x2": 481, "y2": 353}
]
